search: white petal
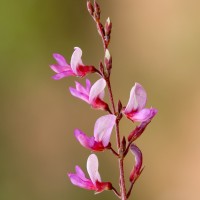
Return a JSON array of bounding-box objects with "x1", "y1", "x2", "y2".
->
[
  {"x1": 89, "y1": 78, "x2": 106, "y2": 103},
  {"x1": 70, "y1": 47, "x2": 83, "y2": 74},
  {"x1": 94, "y1": 114, "x2": 116, "y2": 147},
  {"x1": 124, "y1": 83, "x2": 147, "y2": 113},
  {"x1": 87, "y1": 154, "x2": 101, "y2": 184}
]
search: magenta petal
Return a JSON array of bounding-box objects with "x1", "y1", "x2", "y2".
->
[
  {"x1": 53, "y1": 53, "x2": 69, "y2": 66},
  {"x1": 71, "y1": 47, "x2": 84, "y2": 74},
  {"x1": 75, "y1": 80, "x2": 91, "y2": 95},
  {"x1": 128, "y1": 108, "x2": 157, "y2": 122},
  {"x1": 125, "y1": 83, "x2": 147, "y2": 114},
  {"x1": 75, "y1": 166, "x2": 87, "y2": 180},
  {"x1": 130, "y1": 144, "x2": 143, "y2": 182},
  {"x1": 94, "y1": 114, "x2": 116, "y2": 147},
  {"x1": 52, "y1": 71, "x2": 75, "y2": 80},
  {"x1": 74, "y1": 129, "x2": 95, "y2": 150},
  {"x1": 68, "y1": 172, "x2": 95, "y2": 190},
  {"x1": 69, "y1": 87, "x2": 89, "y2": 103},
  {"x1": 50, "y1": 64, "x2": 70, "y2": 73},
  {"x1": 85, "y1": 79, "x2": 91, "y2": 93}
]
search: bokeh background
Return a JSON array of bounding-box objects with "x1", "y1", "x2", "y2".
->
[{"x1": 1, "y1": 0, "x2": 200, "y2": 199}]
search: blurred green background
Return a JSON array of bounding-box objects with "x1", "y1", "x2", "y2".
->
[{"x1": 1, "y1": 0, "x2": 200, "y2": 199}]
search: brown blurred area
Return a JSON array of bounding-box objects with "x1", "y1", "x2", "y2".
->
[{"x1": 1, "y1": 0, "x2": 200, "y2": 199}]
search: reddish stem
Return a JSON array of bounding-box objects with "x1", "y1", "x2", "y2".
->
[
  {"x1": 112, "y1": 186, "x2": 121, "y2": 199},
  {"x1": 107, "y1": 145, "x2": 119, "y2": 157},
  {"x1": 124, "y1": 141, "x2": 131, "y2": 157},
  {"x1": 106, "y1": 79, "x2": 127, "y2": 200},
  {"x1": 119, "y1": 158, "x2": 127, "y2": 200},
  {"x1": 91, "y1": 5, "x2": 127, "y2": 199}
]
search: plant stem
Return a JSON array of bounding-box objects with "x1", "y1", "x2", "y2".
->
[
  {"x1": 106, "y1": 78, "x2": 116, "y2": 114},
  {"x1": 92, "y1": 6, "x2": 127, "y2": 198},
  {"x1": 108, "y1": 145, "x2": 119, "y2": 157},
  {"x1": 112, "y1": 186, "x2": 121, "y2": 199},
  {"x1": 119, "y1": 158, "x2": 127, "y2": 200},
  {"x1": 106, "y1": 78, "x2": 127, "y2": 200}
]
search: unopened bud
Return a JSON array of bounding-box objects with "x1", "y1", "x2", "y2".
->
[
  {"x1": 97, "y1": 22, "x2": 105, "y2": 38},
  {"x1": 128, "y1": 120, "x2": 151, "y2": 142},
  {"x1": 104, "y1": 49, "x2": 112, "y2": 70},
  {"x1": 129, "y1": 144, "x2": 143, "y2": 182},
  {"x1": 121, "y1": 137, "x2": 126, "y2": 152},
  {"x1": 94, "y1": 0, "x2": 101, "y2": 20},
  {"x1": 99, "y1": 61, "x2": 104, "y2": 74},
  {"x1": 105, "y1": 17, "x2": 112, "y2": 36},
  {"x1": 87, "y1": 1, "x2": 94, "y2": 16},
  {"x1": 118, "y1": 100, "x2": 123, "y2": 113}
]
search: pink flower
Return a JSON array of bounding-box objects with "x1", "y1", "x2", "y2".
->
[
  {"x1": 124, "y1": 83, "x2": 157, "y2": 122},
  {"x1": 69, "y1": 78, "x2": 110, "y2": 111},
  {"x1": 50, "y1": 47, "x2": 96, "y2": 80},
  {"x1": 74, "y1": 114, "x2": 116, "y2": 151},
  {"x1": 68, "y1": 154, "x2": 112, "y2": 193},
  {"x1": 129, "y1": 144, "x2": 143, "y2": 183}
]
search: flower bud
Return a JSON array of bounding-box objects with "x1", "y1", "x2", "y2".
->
[
  {"x1": 121, "y1": 136, "x2": 126, "y2": 153},
  {"x1": 128, "y1": 119, "x2": 151, "y2": 142},
  {"x1": 87, "y1": 1, "x2": 94, "y2": 16},
  {"x1": 94, "y1": 0, "x2": 101, "y2": 20},
  {"x1": 129, "y1": 144, "x2": 143, "y2": 182},
  {"x1": 99, "y1": 61, "x2": 104, "y2": 74},
  {"x1": 104, "y1": 49, "x2": 112, "y2": 71},
  {"x1": 118, "y1": 100, "x2": 123, "y2": 113},
  {"x1": 105, "y1": 17, "x2": 112, "y2": 36}
]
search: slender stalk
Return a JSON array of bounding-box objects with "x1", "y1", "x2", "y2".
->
[
  {"x1": 108, "y1": 145, "x2": 119, "y2": 157},
  {"x1": 106, "y1": 78, "x2": 116, "y2": 114},
  {"x1": 119, "y1": 158, "x2": 127, "y2": 200},
  {"x1": 91, "y1": 4, "x2": 127, "y2": 198},
  {"x1": 112, "y1": 186, "x2": 121, "y2": 199},
  {"x1": 106, "y1": 79, "x2": 127, "y2": 200},
  {"x1": 124, "y1": 141, "x2": 131, "y2": 157},
  {"x1": 126, "y1": 181, "x2": 134, "y2": 199}
]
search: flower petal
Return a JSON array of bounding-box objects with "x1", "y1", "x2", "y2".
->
[
  {"x1": 68, "y1": 172, "x2": 95, "y2": 190},
  {"x1": 94, "y1": 114, "x2": 116, "y2": 147},
  {"x1": 89, "y1": 78, "x2": 106, "y2": 103},
  {"x1": 50, "y1": 64, "x2": 70, "y2": 73},
  {"x1": 87, "y1": 154, "x2": 101, "y2": 185},
  {"x1": 52, "y1": 71, "x2": 75, "y2": 80},
  {"x1": 75, "y1": 80, "x2": 91, "y2": 95},
  {"x1": 75, "y1": 166, "x2": 87, "y2": 181},
  {"x1": 53, "y1": 53, "x2": 69, "y2": 66},
  {"x1": 74, "y1": 129, "x2": 95, "y2": 149},
  {"x1": 70, "y1": 47, "x2": 84, "y2": 74},
  {"x1": 86, "y1": 79, "x2": 91, "y2": 93},
  {"x1": 69, "y1": 87, "x2": 89, "y2": 103},
  {"x1": 130, "y1": 144, "x2": 143, "y2": 182},
  {"x1": 125, "y1": 83, "x2": 147, "y2": 114},
  {"x1": 129, "y1": 108, "x2": 157, "y2": 122}
]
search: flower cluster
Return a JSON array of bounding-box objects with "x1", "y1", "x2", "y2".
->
[{"x1": 50, "y1": 1, "x2": 157, "y2": 199}]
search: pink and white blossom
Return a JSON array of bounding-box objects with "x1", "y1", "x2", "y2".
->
[
  {"x1": 69, "y1": 78, "x2": 109, "y2": 111},
  {"x1": 50, "y1": 47, "x2": 96, "y2": 80},
  {"x1": 74, "y1": 114, "x2": 116, "y2": 151},
  {"x1": 68, "y1": 154, "x2": 112, "y2": 193},
  {"x1": 129, "y1": 144, "x2": 143, "y2": 182},
  {"x1": 124, "y1": 83, "x2": 157, "y2": 122}
]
